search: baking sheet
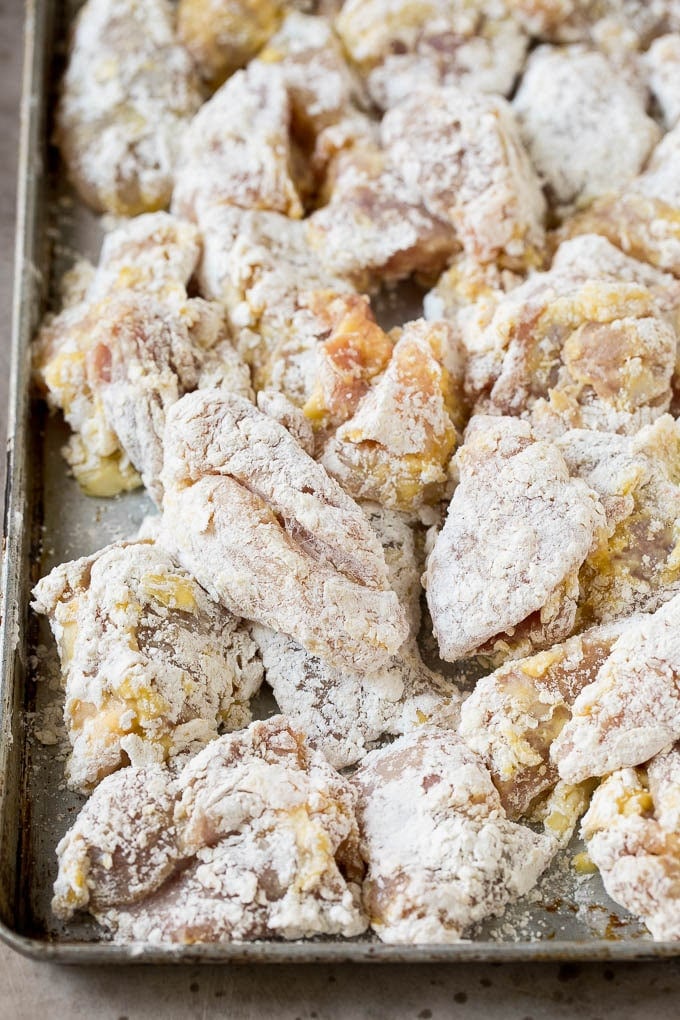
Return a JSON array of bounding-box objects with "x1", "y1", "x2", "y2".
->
[{"x1": 1, "y1": 0, "x2": 679, "y2": 962}]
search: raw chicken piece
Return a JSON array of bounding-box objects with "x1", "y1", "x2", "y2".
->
[
  {"x1": 335, "y1": 0, "x2": 529, "y2": 110},
  {"x1": 300, "y1": 292, "x2": 396, "y2": 430},
  {"x1": 557, "y1": 414, "x2": 680, "y2": 626},
  {"x1": 553, "y1": 593, "x2": 680, "y2": 782},
  {"x1": 513, "y1": 46, "x2": 659, "y2": 216},
  {"x1": 32, "y1": 540, "x2": 262, "y2": 793},
  {"x1": 57, "y1": 0, "x2": 201, "y2": 215},
  {"x1": 258, "y1": 12, "x2": 363, "y2": 139},
  {"x1": 159, "y1": 390, "x2": 409, "y2": 673},
  {"x1": 52, "y1": 764, "x2": 180, "y2": 919},
  {"x1": 196, "y1": 206, "x2": 354, "y2": 396},
  {"x1": 465, "y1": 236, "x2": 678, "y2": 437},
  {"x1": 177, "y1": 0, "x2": 283, "y2": 89},
  {"x1": 320, "y1": 319, "x2": 465, "y2": 513},
  {"x1": 425, "y1": 416, "x2": 607, "y2": 663},
  {"x1": 352, "y1": 729, "x2": 555, "y2": 943},
  {"x1": 33, "y1": 214, "x2": 250, "y2": 503},
  {"x1": 382, "y1": 86, "x2": 546, "y2": 269},
  {"x1": 459, "y1": 623, "x2": 626, "y2": 830},
  {"x1": 54, "y1": 717, "x2": 367, "y2": 941},
  {"x1": 254, "y1": 506, "x2": 461, "y2": 768},
  {"x1": 581, "y1": 744, "x2": 680, "y2": 941},
  {"x1": 305, "y1": 146, "x2": 457, "y2": 291},
  {"x1": 172, "y1": 62, "x2": 303, "y2": 223}
]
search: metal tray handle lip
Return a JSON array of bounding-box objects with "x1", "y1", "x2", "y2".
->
[{"x1": 0, "y1": 919, "x2": 678, "y2": 965}]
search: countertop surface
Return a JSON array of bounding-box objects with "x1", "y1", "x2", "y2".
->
[{"x1": 1, "y1": 2, "x2": 679, "y2": 1017}]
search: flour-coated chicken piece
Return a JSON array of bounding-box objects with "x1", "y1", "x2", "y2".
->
[{"x1": 57, "y1": 0, "x2": 202, "y2": 215}]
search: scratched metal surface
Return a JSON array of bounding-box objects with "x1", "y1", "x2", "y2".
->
[{"x1": 0, "y1": 0, "x2": 677, "y2": 964}]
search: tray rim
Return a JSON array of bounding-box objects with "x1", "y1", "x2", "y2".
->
[{"x1": 2, "y1": 0, "x2": 680, "y2": 965}]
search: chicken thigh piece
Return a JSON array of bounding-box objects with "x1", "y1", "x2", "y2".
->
[
  {"x1": 32, "y1": 540, "x2": 263, "y2": 793},
  {"x1": 459, "y1": 622, "x2": 627, "y2": 834},
  {"x1": 464, "y1": 235, "x2": 678, "y2": 437},
  {"x1": 557, "y1": 414, "x2": 680, "y2": 627},
  {"x1": 159, "y1": 391, "x2": 409, "y2": 673},
  {"x1": 305, "y1": 147, "x2": 457, "y2": 291},
  {"x1": 581, "y1": 743, "x2": 680, "y2": 941},
  {"x1": 513, "y1": 45, "x2": 659, "y2": 217},
  {"x1": 352, "y1": 729, "x2": 555, "y2": 943},
  {"x1": 195, "y1": 206, "x2": 356, "y2": 397},
  {"x1": 57, "y1": 0, "x2": 202, "y2": 215},
  {"x1": 319, "y1": 319, "x2": 466, "y2": 514},
  {"x1": 54, "y1": 717, "x2": 367, "y2": 942},
  {"x1": 425, "y1": 416, "x2": 607, "y2": 664},
  {"x1": 552, "y1": 593, "x2": 680, "y2": 783},
  {"x1": 257, "y1": 11, "x2": 364, "y2": 140},
  {"x1": 34, "y1": 213, "x2": 249, "y2": 504},
  {"x1": 172, "y1": 61, "x2": 303, "y2": 223},
  {"x1": 335, "y1": 0, "x2": 529, "y2": 110},
  {"x1": 52, "y1": 764, "x2": 180, "y2": 920},
  {"x1": 177, "y1": 0, "x2": 283, "y2": 89},
  {"x1": 381, "y1": 86, "x2": 546, "y2": 270}
]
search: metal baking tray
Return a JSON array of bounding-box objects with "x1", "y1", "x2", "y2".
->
[{"x1": 1, "y1": 0, "x2": 679, "y2": 963}]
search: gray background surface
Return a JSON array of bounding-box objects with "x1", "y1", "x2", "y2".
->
[{"x1": 1, "y1": 2, "x2": 679, "y2": 1016}]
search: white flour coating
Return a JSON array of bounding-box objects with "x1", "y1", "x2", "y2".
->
[
  {"x1": 177, "y1": 0, "x2": 283, "y2": 89},
  {"x1": 581, "y1": 743, "x2": 680, "y2": 941},
  {"x1": 34, "y1": 213, "x2": 251, "y2": 502},
  {"x1": 459, "y1": 623, "x2": 627, "y2": 825},
  {"x1": 57, "y1": 0, "x2": 202, "y2": 215},
  {"x1": 196, "y1": 206, "x2": 354, "y2": 396},
  {"x1": 548, "y1": 233, "x2": 680, "y2": 315},
  {"x1": 90, "y1": 212, "x2": 203, "y2": 300},
  {"x1": 259, "y1": 11, "x2": 363, "y2": 137},
  {"x1": 320, "y1": 319, "x2": 465, "y2": 514},
  {"x1": 557, "y1": 414, "x2": 680, "y2": 623},
  {"x1": 253, "y1": 506, "x2": 462, "y2": 768},
  {"x1": 553, "y1": 593, "x2": 680, "y2": 782},
  {"x1": 646, "y1": 35, "x2": 680, "y2": 128},
  {"x1": 255, "y1": 629, "x2": 461, "y2": 770},
  {"x1": 256, "y1": 389, "x2": 316, "y2": 455},
  {"x1": 172, "y1": 62, "x2": 302, "y2": 223},
  {"x1": 159, "y1": 390, "x2": 409, "y2": 673},
  {"x1": 558, "y1": 123, "x2": 680, "y2": 278},
  {"x1": 425, "y1": 416, "x2": 607, "y2": 663},
  {"x1": 53, "y1": 764, "x2": 180, "y2": 919},
  {"x1": 97, "y1": 718, "x2": 365, "y2": 942},
  {"x1": 32, "y1": 540, "x2": 263, "y2": 793},
  {"x1": 424, "y1": 252, "x2": 523, "y2": 324},
  {"x1": 352, "y1": 729, "x2": 555, "y2": 943},
  {"x1": 305, "y1": 143, "x2": 457, "y2": 291},
  {"x1": 53, "y1": 717, "x2": 366, "y2": 942},
  {"x1": 335, "y1": 0, "x2": 529, "y2": 109},
  {"x1": 512, "y1": 0, "x2": 680, "y2": 48},
  {"x1": 513, "y1": 45, "x2": 659, "y2": 217},
  {"x1": 464, "y1": 235, "x2": 678, "y2": 436},
  {"x1": 381, "y1": 86, "x2": 546, "y2": 268}
]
